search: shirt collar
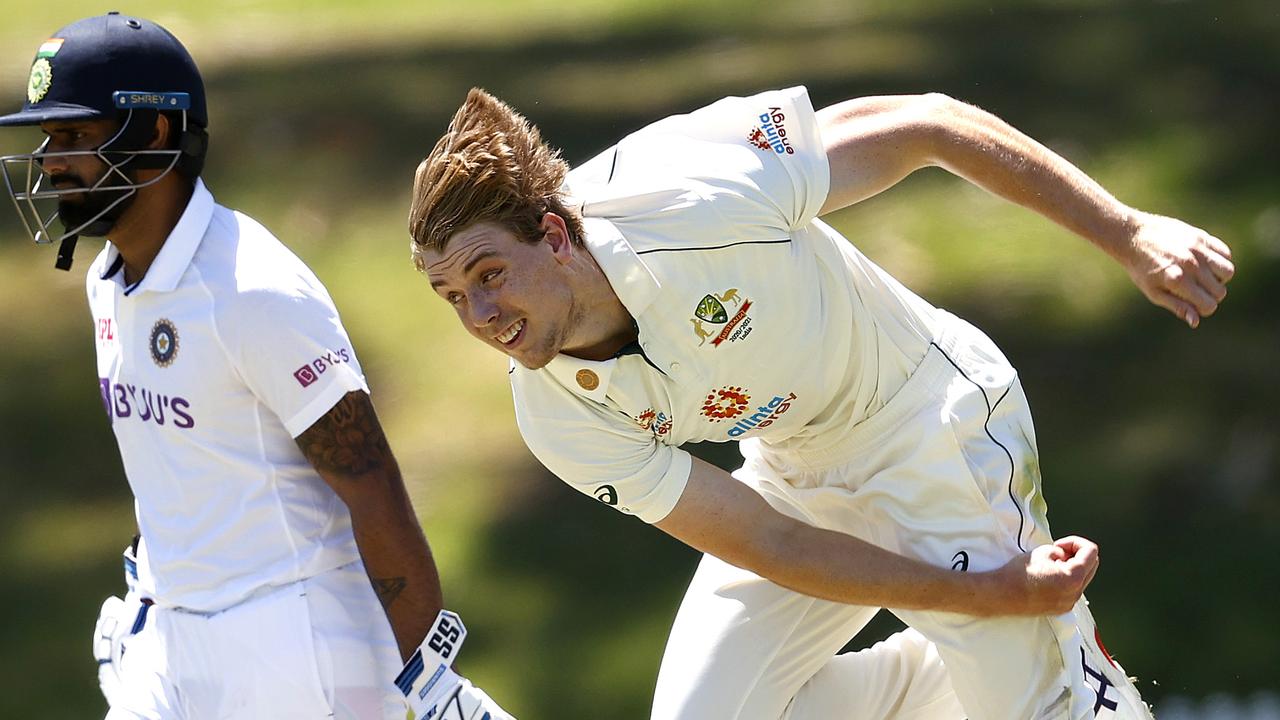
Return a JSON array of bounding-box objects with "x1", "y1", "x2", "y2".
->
[
  {"x1": 581, "y1": 215, "x2": 661, "y2": 318},
  {"x1": 100, "y1": 179, "x2": 215, "y2": 295},
  {"x1": 540, "y1": 353, "x2": 618, "y2": 403},
  {"x1": 524, "y1": 216, "x2": 661, "y2": 403}
]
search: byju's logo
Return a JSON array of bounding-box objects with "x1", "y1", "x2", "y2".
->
[
  {"x1": 99, "y1": 378, "x2": 195, "y2": 429},
  {"x1": 293, "y1": 348, "x2": 352, "y2": 388},
  {"x1": 293, "y1": 365, "x2": 319, "y2": 387}
]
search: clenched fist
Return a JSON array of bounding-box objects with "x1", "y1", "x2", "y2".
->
[
  {"x1": 980, "y1": 536, "x2": 1100, "y2": 616},
  {"x1": 1120, "y1": 211, "x2": 1234, "y2": 328}
]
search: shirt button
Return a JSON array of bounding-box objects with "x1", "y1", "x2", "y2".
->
[
  {"x1": 576, "y1": 369, "x2": 599, "y2": 391},
  {"x1": 669, "y1": 362, "x2": 681, "y2": 372}
]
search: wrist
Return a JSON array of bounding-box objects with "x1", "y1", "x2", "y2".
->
[
  {"x1": 1096, "y1": 204, "x2": 1145, "y2": 266},
  {"x1": 956, "y1": 567, "x2": 1005, "y2": 618}
]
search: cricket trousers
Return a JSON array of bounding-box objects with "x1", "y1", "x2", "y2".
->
[
  {"x1": 650, "y1": 318, "x2": 1153, "y2": 720},
  {"x1": 100, "y1": 560, "x2": 403, "y2": 719}
]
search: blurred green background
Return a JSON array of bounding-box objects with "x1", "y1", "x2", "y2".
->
[{"x1": 1, "y1": 0, "x2": 1277, "y2": 717}]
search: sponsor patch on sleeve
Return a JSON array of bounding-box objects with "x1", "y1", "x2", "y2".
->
[
  {"x1": 293, "y1": 347, "x2": 353, "y2": 388},
  {"x1": 747, "y1": 106, "x2": 795, "y2": 155}
]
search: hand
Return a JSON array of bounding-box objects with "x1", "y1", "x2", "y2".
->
[
  {"x1": 92, "y1": 594, "x2": 148, "y2": 706},
  {"x1": 983, "y1": 536, "x2": 1099, "y2": 616},
  {"x1": 395, "y1": 610, "x2": 516, "y2": 720},
  {"x1": 405, "y1": 667, "x2": 516, "y2": 720},
  {"x1": 1120, "y1": 211, "x2": 1234, "y2": 328}
]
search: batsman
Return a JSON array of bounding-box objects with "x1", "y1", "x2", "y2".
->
[{"x1": 0, "y1": 13, "x2": 511, "y2": 719}]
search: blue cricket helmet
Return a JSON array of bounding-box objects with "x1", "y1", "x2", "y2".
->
[{"x1": 0, "y1": 11, "x2": 207, "y2": 128}]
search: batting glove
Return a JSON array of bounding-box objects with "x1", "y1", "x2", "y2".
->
[
  {"x1": 92, "y1": 542, "x2": 150, "y2": 707},
  {"x1": 394, "y1": 610, "x2": 516, "y2": 720}
]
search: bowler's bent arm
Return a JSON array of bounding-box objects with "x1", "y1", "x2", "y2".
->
[{"x1": 654, "y1": 456, "x2": 1097, "y2": 618}]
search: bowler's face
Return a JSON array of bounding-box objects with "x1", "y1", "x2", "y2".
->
[{"x1": 425, "y1": 222, "x2": 576, "y2": 370}]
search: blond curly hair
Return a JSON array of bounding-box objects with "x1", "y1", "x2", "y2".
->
[{"x1": 408, "y1": 88, "x2": 585, "y2": 272}]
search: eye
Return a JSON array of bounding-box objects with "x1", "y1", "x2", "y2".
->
[
  {"x1": 481, "y1": 268, "x2": 502, "y2": 285},
  {"x1": 446, "y1": 291, "x2": 464, "y2": 306}
]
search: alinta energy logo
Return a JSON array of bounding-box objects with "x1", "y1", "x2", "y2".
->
[
  {"x1": 726, "y1": 392, "x2": 798, "y2": 438},
  {"x1": 635, "y1": 408, "x2": 673, "y2": 438},
  {"x1": 748, "y1": 107, "x2": 795, "y2": 156},
  {"x1": 690, "y1": 288, "x2": 753, "y2": 348},
  {"x1": 701, "y1": 386, "x2": 750, "y2": 422}
]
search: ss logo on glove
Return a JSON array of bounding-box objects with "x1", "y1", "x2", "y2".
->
[{"x1": 428, "y1": 615, "x2": 462, "y2": 658}]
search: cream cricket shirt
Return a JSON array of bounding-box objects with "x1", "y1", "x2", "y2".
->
[
  {"x1": 87, "y1": 180, "x2": 366, "y2": 612},
  {"x1": 511, "y1": 87, "x2": 948, "y2": 524}
]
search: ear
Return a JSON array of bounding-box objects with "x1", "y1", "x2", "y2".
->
[
  {"x1": 149, "y1": 114, "x2": 172, "y2": 150},
  {"x1": 540, "y1": 212, "x2": 574, "y2": 265}
]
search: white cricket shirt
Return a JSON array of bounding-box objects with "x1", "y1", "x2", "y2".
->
[
  {"x1": 87, "y1": 180, "x2": 366, "y2": 612},
  {"x1": 511, "y1": 87, "x2": 948, "y2": 523}
]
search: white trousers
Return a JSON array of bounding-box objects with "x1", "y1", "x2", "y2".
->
[
  {"x1": 103, "y1": 560, "x2": 402, "y2": 720},
  {"x1": 651, "y1": 324, "x2": 1151, "y2": 720}
]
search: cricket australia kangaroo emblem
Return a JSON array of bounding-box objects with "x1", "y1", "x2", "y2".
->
[{"x1": 690, "y1": 288, "x2": 754, "y2": 348}]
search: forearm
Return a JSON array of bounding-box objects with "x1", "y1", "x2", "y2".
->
[
  {"x1": 819, "y1": 93, "x2": 1234, "y2": 327},
  {"x1": 295, "y1": 391, "x2": 446, "y2": 661},
  {"x1": 923, "y1": 95, "x2": 1139, "y2": 260},
  {"x1": 658, "y1": 457, "x2": 1089, "y2": 618},
  {"x1": 721, "y1": 516, "x2": 997, "y2": 616},
  {"x1": 660, "y1": 462, "x2": 990, "y2": 615},
  {"x1": 347, "y1": 485, "x2": 444, "y2": 661}
]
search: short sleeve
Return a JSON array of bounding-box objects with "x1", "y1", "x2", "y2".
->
[
  {"x1": 219, "y1": 282, "x2": 368, "y2": 438},
  {"x1": 511, "y1": 371, "x2": 691, "y2": 524},
  {"x1": 579, "y1": 86, "x2": 830, "y2": 233}
]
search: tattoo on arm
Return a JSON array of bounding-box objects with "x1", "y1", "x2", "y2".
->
[
  {"x1": 373, "y1": 576, "x2": 408, "y2": 610},
  {"x1": 295, "y1": 391, "x2": 394, "y2": 477}
]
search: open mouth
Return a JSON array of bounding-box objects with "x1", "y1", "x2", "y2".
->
[{"x1": 496, "y1": 319, "x2": 525, "y2": 346}]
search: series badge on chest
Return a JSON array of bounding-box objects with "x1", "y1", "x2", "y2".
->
[
  {"x1": 690, "y1": 288, "x2": 754, "y2": 348},
  {"x1": 149, "y1": 318, "x2": 180, "y2": 367}
]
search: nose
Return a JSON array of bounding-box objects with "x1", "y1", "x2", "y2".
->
[
  {"x1": 39, "y1": 151, "x2": 69, "y2": 175},
  {"x1": 468, "y1": 293, "x2": 500, "y2": 330}
]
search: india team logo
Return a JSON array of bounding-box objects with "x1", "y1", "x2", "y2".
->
[
  {"x1": 701, "y1": 386, "x2": 750, "y2": 421},
  {"x1": 27, "y1": 59, "x2": 53, "y2": 104},
  {"x1": 26, "y1": 39, "x2": 61, "y2": 105},
  {"x1": 690, "y1": 288, "x2": 753, "y2": 348},
  {"x1": 149, "y1": 318, "x2": 179, "y2": 367}
]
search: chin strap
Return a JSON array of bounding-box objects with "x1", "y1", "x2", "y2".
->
[{"x1": 55, "y1": 233, "x2": 78, "y2": 271}]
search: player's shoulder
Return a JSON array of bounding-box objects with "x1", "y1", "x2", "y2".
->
[
  {"x1": 508, "y1": 358, "x2": 641, "y2": 444},
  {"x1": 191, "y1": 204, "x2": 337, "y2": 321},
  {"x1": 196, "y1": 205, "x2": 321, "y2": 289},
  {"x1": 510, "y1": 361, "x2": 591, "y2": 420},
  {"x1": 626, "y1": 85, "x2": 814, "y2": 143}
]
